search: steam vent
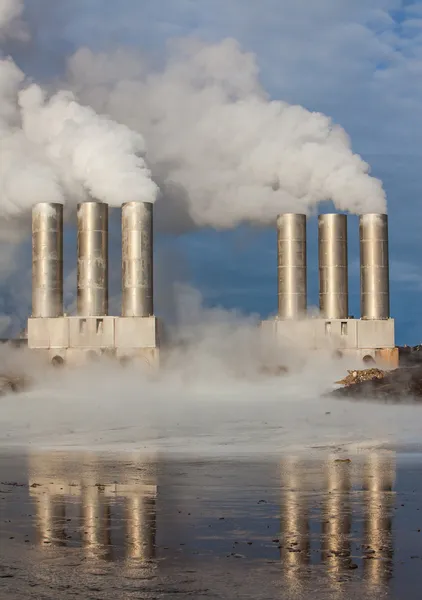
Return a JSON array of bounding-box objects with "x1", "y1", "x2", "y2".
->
[
  {"x1": 262, "y1": 212, "x2": 398, "y2": 367},
  {"x1": 27, "y1": 201, "x2": 161, "y2": 367}
]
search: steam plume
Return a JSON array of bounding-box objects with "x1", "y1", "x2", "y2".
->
[
  {"x1": 0, "y1": 6, "x2": 158, "y2": 224},
  {"x1": 0, "y1": 0, "x2": 28, "y2": 41},
  {"x1": 67, "y1": 38, "x2": 387, "y2": 230}
]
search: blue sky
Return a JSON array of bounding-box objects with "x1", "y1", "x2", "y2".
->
[{"x1": 6, "y1": 0, "x2": 422, "y2": 344}]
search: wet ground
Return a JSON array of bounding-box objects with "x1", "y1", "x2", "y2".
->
[{"x1": 1, "y1": 450, "x2": 422, "y2": 599}]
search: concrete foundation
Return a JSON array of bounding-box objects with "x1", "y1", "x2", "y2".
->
[
  {"x1": 261, "y1": 317, "x2": 397, "y2": 367},
  {"x1": 27, "y1": 316, "x2": 161, "y2": 368}
]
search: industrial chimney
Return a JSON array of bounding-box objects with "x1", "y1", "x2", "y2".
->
[
  {"x1": 32, "y1": 203, "x2": 63, "y2": 318},
  {"x1": 318, "y1": 214, "x2": 348, "y2": 319},
  {"x1": 359, "y1": 214, "x2": 389, "y2": 320},
  {"x1": 121, "y1": 202, "x2": 153, "y2": 317},
  {"x1": 277, "y1": 214, "x2": 307, "y2": 319},
  {"x1": 77, "y1": 202, "x2": 109, "y2": 316}
]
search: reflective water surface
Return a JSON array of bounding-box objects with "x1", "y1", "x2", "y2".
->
[{"x1": 1, "y1": 451, "x2": 422, "y2": 599}]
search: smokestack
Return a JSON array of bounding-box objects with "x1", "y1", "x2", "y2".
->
[
  {"x1": 32, "y1": 203, "x2": 63, "y2": 318},
  {"x1": 77, "y1": 202, "x2": 108, "y2": 316},
  {"x1": 122, "y1": 202, "x2": 153, "y2": 317},
  {"x1": 359, "y1": 214, "x2": 389, "y2": 320},
  {"x1": 277, "y1": 214, "x2": 307, "y2": 319},
  {"x1": 318, "y1": 214, "x2": 348, "y2": 319}
]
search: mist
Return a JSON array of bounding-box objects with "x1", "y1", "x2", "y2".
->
[{"x1": 0, "y1": 284, "x2": 420, "y2": 457}]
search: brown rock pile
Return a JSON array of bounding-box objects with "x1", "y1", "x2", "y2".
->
[
  {"x1": 336, "y1": 368, "x2": 386, "y2": 387},
  {"x1": 331, "y1": 366, "x2": 422, "y2": 401}
]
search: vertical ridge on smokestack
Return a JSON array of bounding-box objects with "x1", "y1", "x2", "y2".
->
[
  {"x1": 318, "y1": 214, "x2": 348, "y2": 319},
  {"x1": 122, "y1": 202, "x2": 153, "y2": 317},
  {"x1": 277, "y1": 214, "x2": 307, "y2": 319},
  {"x1": 32, "y1": 203, "x2": 63, "y2": 318},
  {"x1": 77, "y1": 202, "x2": 108, "y2": 316},
  {"x1": 360, "y1": 214, "x2": 389, "y2": 320}
]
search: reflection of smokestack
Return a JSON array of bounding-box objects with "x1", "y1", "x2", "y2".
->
[
  {"x1": 81, "y1": 486, "x2": 112, "y2": 560},
  {"x1": 32, "y1": 203, "x2": 63, "y2": 317},
  {"x1": 33, "y1": 492, "x2": 66, "y2": 547},
  {"x1": 318, "y1": 214, "x2": 348, "y2": 319},
  {"x1": 363, "y1": 454, "x2": 395, "y2": 587},
  {"x1": 77, "y1": 202, "x2": 108, "y2": 316},
  {"x1": 360, "y1": 214, "x2": 389, "y2": 320},
  {"x1": 125, "y1": 495, "x2": 156, "y2": 560},
  {"x1": 277, "y1": 214, "x2": 307, "y2": 319},
  {"x1": 122, "y1": 202, "x2": 153, "y2": 317},
  {"x1": 280, "y1": 458, "x2": 310, "y2": 572},
  {"x1": 321, "y1": 459, "x2": 352, "y2": 582}
]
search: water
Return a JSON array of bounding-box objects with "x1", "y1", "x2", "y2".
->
[{"x1": 1, "y1": 450, "x2": 422, "y2": 599}]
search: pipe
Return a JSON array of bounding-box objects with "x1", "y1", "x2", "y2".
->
[
  {"x1": 359, "y1": 214, "x2": 389, "y2": 320},
  {"x1": 277, "y1": 214, "x2": 307, "y2": 319},
  {"x1": 77, "y1": 202, "x2": 108, "y2": 316},
  {"x1": 318, "y1": 214, "x2": 348, "y2": 319},
  {"x1": 32, "y1": 203, "x2": 63, "y2": 318},
  {"x1": 122, "y1": 202, "x2": 153, "y2": 317}
]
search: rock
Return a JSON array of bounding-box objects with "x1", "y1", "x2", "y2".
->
[
  {"x1": 336, "y1": 368, "x2": 387, "y2": 387},
  {"x1": 330, "y1": 366, "x2": 422, "y2": 401}
]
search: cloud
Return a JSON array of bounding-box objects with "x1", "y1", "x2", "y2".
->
[{"x1": 0, "y1": 0, "x2": 28, "y2": 41}]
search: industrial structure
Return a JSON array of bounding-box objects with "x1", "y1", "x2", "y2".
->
[
  {"x1": 262, "y1": 212, "x2": 398, "y2": 366},
  {"x1": 27, "y1": 201, "x2": 161, "y2": 366},
  {"x1": 26, "y1": 202, "x2": 398, "y2": 368}
]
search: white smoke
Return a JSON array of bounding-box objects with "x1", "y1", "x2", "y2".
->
[
  {"x1": 0, "y1": 0, "x2": 28, "y2": 41},
  {"x1": 0, "y1": 7, "x2": 158, "y2": 224},
  {"x1": 19, "y1": 85, "x2": 158, "y2": 206},
  {"x1": 67, "y1": 38, "x2": 387, "y2": 229}
]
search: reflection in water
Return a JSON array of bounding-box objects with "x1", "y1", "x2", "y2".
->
[
  {"x1": 33, "y1": 491, "x2": 67, "y2": 547},
  {"x1": 28, "y1": 451, "x2": 157, "y2": 563},
  {"x1": 321, "y1": 457, "x2": 353, "y2": 585},
  {"x1": 362, "y1": 454, "x2": 395, "y2": 589},
  {"x1": 26, "y1": 450, "x2": 397, "y2": 596},
  {"x1": 80, "y1": 483, "x2": 112, "y2": 561},
  {"x1": 278, "y1": 453, "x2": 396, "y2": 597},
  {"x1": 125, "y1": 495, "x2": 156, "y2": 560},
  {"x1": 280, "y1": 458, "x2": 311, "y2": 597}
]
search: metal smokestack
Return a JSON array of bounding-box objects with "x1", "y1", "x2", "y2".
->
[
  {"x1": 32, "y1": 203, "x2": 63, "y2": 318},
  {"x1": 277, "y1": 214, "x2": 307, "y2": 319},
  {"x1": 318, "y1": 214, "x2": 348, "y2": 319},
  {"x1": 359, "y1": 214, "x2": 389, "y2": 320},
  {"x1": 121, "y1": 202, "x2": 153, "y2": 317},
  {"x1": 77, "y1": 202, "x2": 108, "y2": 316}
]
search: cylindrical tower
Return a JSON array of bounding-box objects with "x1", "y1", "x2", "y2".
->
[
  {"x1": 318, "y1": 214, "x2": 348, "y2": 319},
  {"x1": 277, "y1": 214, "x2": 307, "y2": 319},
  {"x1": 359, "y1": 214, "x2": 389, "y2": 320},
  {"x1": 32, "y1": 203, "x2": 63, "y2": 318},
  {"x1": 77, "y1": 202, "x2": 108, "y2": 316},
  {"x1": 122, "y1": 202, "x2": 153, "y2": 317}
]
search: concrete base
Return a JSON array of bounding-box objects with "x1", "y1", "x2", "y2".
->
[
  {"x1": 27, "y1": 316, "x2": 161, "y2": 367},
  {"x1": 261, "y1": 317, "x2": 397, "y2": 366}
]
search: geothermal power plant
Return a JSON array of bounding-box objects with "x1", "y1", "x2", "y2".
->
[
  {"x1": 28, "y1": 201, "x2": 161, "y2": 366},
  {"x1": 262, "y1": 212, "x2": 397, "y2": 366},
  {"x1": 27, "y1": 202, "x2": 397, "y2": 367}
]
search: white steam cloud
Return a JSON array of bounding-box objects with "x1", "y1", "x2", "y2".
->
[
  {"x1": 19, "y1": 85, "x2": 158, "y2": 206},
  {"x1": 67, "y1": 38, "x2": 387, "y2": 229},
  {"x1": 0, "y1": 6, "x2": 158, "y2": 224},
  {"x1": 0, "y1": 0, "x2": 28, "y2": 41}
]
